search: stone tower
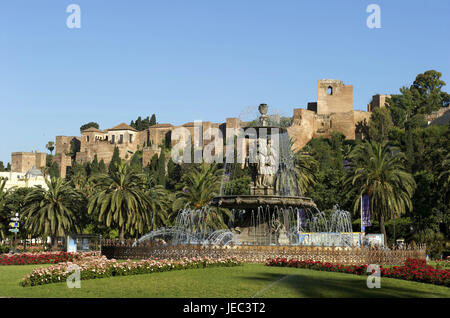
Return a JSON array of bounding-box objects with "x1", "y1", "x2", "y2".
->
[
  {"x1": 367, "y1": 94, "x2": 391, "y2": 112},
  {"x1": 11, "y1": 152, "x2": 47, "y2": 173},
  {"x1": 316, "y1": 79, "x2": 353, "y2": 115}
]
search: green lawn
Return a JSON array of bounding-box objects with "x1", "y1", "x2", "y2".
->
[{"x1": 0, "y1": 263, "x2": 449, "y2": 298}]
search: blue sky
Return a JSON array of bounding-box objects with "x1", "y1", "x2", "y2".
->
[{"x1": 0, "y1": 0, "x2": 449, "y2": 164}]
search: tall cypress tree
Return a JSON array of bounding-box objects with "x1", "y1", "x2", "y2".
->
[
  {"x1": 135, "y1": 116, "x2": 143, "y2": 131},
  {"x1": 49, "y1": 161, "x2": 60, "y2": 178},
  {"x1": 157, "y1": 154, "x2": 166, "y2": 186},
  {"x1": 143, "y1": 116, "x2": 150, "y2": 129},
  {"x1": 150, "y1": 114, "x2": 157, "y2": 126},
  {"x1": 130, "y1": 151, "x2": 143, "y2": 172},
  {"x1": 167, "y1": 159, "x2": 182, "y2": 190},
  {"x1": 109, "y1": 146, "x2": 121, "y2": 174},
  {"x1": 405, "y1": 126, "x2": 415, "y2": 172},
  {"x1": 150, "y1": 154, "x2": 159, "y2": 171},
  {"x1": 91, "y1": 155, "x2": 100, "y2": 175},
  {"x1": 98, "y1": 159, "x2": 107, "y2": 174}
]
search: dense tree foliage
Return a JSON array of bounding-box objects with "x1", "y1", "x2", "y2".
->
[
  {"x1": 40, "y1": 155, "x2": 60, "y2": 179},
  {"x1": 302, "y1": 133, "x2": 354, "y2": 212},
  {"x1": 368, "y1": 107, "x2": 394, "y2": 143},
  {"x1": 388, "y1": 70, "x2": 449, "y2": 128},
  {"x1": 80, "y1": 122, "x2": 100, "y2": 132},
  {"x1": 0, "y1": 179, "x2": 9, "y2": 239},
  {"x1": 130, "y1": 114, "x2": 157, "y2": 131}
]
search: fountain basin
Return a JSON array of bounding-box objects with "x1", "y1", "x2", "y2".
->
[{"x1": 211, "y1": 195, "x2": 317, "y2": 210}]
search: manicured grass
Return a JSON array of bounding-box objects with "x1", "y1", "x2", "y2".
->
[{"x1": 0, "y1": 263, "x2": 449, "y2": 298}]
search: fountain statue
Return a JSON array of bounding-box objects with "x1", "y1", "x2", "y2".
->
[{"x1": 255, "y1": 138, "x2": 277, "y2": 191}]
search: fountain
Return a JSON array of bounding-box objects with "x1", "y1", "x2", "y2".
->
[
  {"x1": 136, "y1": 104, "x2": 357, "y2": 247},
  {"x1": 135, "y1": 206, "x2": 236, "y2": 246},
  {"x1": 212, "y1": 104, "x2": 344, "y2": 246}
]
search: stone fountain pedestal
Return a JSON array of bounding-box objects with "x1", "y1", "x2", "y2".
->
[{"x1": 249, "y1": 185, "x2": 275, "y2": 196}]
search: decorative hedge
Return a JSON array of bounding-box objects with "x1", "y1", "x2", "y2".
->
[
  {"x1": 101, "y1": 240, "x2": 426, "y2": 265},
  {"x1": 266, "y1": 258, "x2": 450, "y2": 287},
  {"x1": 21, "y1": 255, "x2": 243, "y2": 287}
]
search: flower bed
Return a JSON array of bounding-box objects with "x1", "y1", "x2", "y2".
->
[
  {"x1": 433, "y1": 256, "x2": 450, "y2": 269},
  {"x1": 381, "y1": 258, "x2": 450, "y2": 286},
  {"x1": 0, "y1": 251, "x2": 98, "y2": 266},
  {"x1": 266, "y1": 258, "x2": 450, "y2": 287},
  {"x1": 21, "y1": 255, "x2": 243, "y2": 287}
]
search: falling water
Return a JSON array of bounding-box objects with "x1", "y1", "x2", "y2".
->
[
  {"x1": 136, "y1": 205, "x2": 356, "y2": 247},
  {"x1": 135, "y1": 206, "x2": 235, "y2": 246},
  {"x1": 275, "y1": 130, "x2": 301, "y2": 196}
]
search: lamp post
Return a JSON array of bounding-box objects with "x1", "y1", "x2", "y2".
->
[
  {"x1": 393, "y1": 216, "x2": 396, "y2": 247},
  {"x1": 14, "y1": 213, "x2": 19, "y2": 253},
  {"x1": 9, "y1": 212, "x2": 19, "y2": 254}
]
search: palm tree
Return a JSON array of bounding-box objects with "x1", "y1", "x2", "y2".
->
[
  {"x1": 88, "y1": 161, "x2": 153, "y2": 241},
  {"x1": 70, "y1": 170, "x2": 88, "y2": 191},
  {"x1": 173, "y1": 162, "x2": 231, "y2": 229},
  {"x1": 344, "y1": 141, "x2": 416, "y2": 245},
  {"x1": 0, "y1": 178, "x2": 11, "y2": 240},
  {"x1": 174, "y1": 163, "x2": 223, "y2": 209},
  {"x1": 69, "y1": 168, "x2": 96, "y2": 195},
  {"x1": 46, "y1": 141, "x2": 55, "y2": 155},
  {"x1": 438, "y1": 151, "x2": 450, "y2": 205},
  {"x1": 22, "y1": 178, "x2": 84, "y2": 250},
  {"x1": 294, "y1": 150, "x2": 318, "y2": 195},
  {"x1": 142, "y1": 172, "x2": 169, "y2": 231}
]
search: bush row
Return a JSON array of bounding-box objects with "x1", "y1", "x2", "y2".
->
[
  {"x1": 0, "y1": 251, "x2": 97, "y2": 265},
  {"x1": 22, "y1": 255, "x2": 243, "y2": 287},
  {"x1": 266, "y1": 258, "x2": 450, "y2": 287}
]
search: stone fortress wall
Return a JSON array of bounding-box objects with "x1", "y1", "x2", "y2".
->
[{"x1": 11, "y1": 79, "x2": 402, "y2": 179}]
